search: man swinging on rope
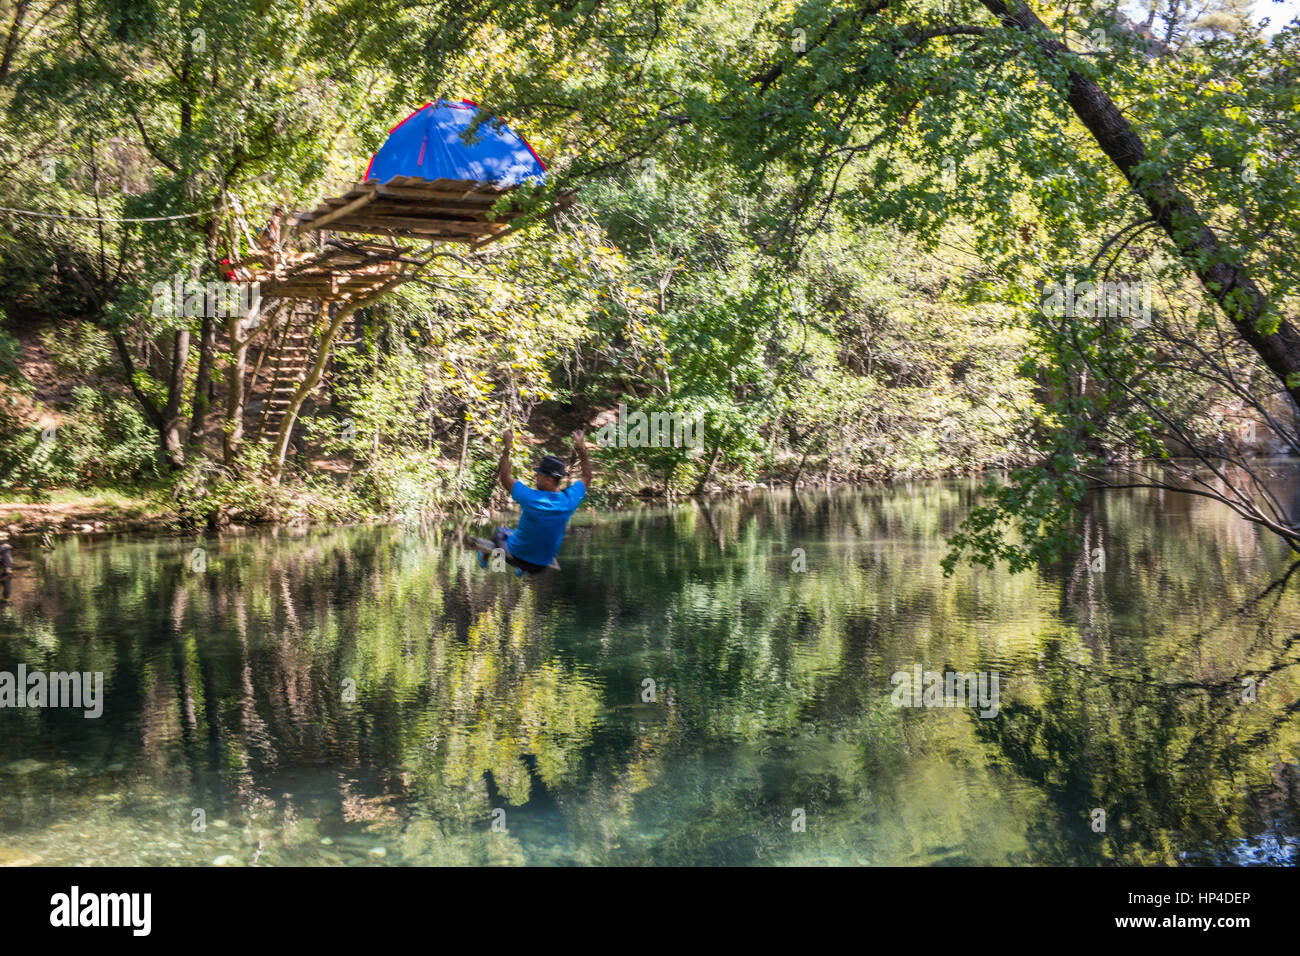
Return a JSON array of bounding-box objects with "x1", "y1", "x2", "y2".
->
[{"x1": 467, "y1": 428, "x2": 592, "y2": 575}]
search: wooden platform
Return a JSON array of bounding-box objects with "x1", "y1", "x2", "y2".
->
[
  {"x1": 292, "y1": 176, "x2": 576, "y2": 247},
  {"x1": 230, "y1": 239, "x2": 413, "y2": 303},
  {"x1": 222, "y1": 176, "x2": 577, "y2": 308}
]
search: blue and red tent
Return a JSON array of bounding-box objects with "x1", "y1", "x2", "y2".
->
[{"x1": 364, "y1": 99, "x2": 547, "y2": 186}]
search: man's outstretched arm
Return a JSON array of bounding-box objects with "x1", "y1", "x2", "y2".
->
[
  {"x1": 498, "y1": 429, "x2": 516, "y2": 493},
  {"x1": 572, "y1": 429, "x2": 594, "y2": 488}
]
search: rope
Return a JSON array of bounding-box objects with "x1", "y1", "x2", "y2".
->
[
  {"x1": 0, "y1": 205, "x2": 217, "y2": 223},
  {"x1": 470, "y1": 395, "x2": 524, "y2": 508}
]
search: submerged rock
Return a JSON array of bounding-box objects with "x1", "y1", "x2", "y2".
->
[
  {"x1": 280, "y1": 818, "x2": 319, "y2": 847},
  {"x1": 0, "y1": 847, "x2": 41, "y2": 866},
  {"x1": 2, "y1": 759, "x2": 48, "y2": 776}
]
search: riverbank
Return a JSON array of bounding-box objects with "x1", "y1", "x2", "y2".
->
[
  {"x1": 0, "y1": 489, "x2": 172, "y2": 538},
  {"x1": 1, "y1": 458, "x2": 984, "y2": 540}
]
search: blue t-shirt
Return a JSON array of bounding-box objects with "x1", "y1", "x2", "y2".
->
[{"x1": 505, "y1": 480, "x2": 586, "y2": 566}]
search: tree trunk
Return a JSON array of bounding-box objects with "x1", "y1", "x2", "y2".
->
[
  {"x1": 268, "y1": 303, "x2": 330, "y2": 481},
  {"x1": 790, "y1": 428, "x2": 814, "y2": 489},
  {"x1": 267, "y1": 282, "x2": 401, "y2": 483},
  {"x1": 980, "y1": 0, "x2": 1300, "y2": 409},
  {"x1": 161, "y1": 328, "x2": 190, "y2": 468},
  {"x1": 693, "y1": 442, "x2": 723, "y2": 496},
  {"x1": 456, "y1": 413, "x2": 470, "y2": 476},
  {"x1": 189, "y1": 310, "x2": 215, "y2": 451},
  {"x1": 0, "y1": 0, "x2": 31, "y2": 87},
  {"x1": 223, "y1": 296, "x2": 281, "y2": 467},
  {"x1": 112, "y1": 328, "x2": 188, "y2": 470},
  {"x1": 223, "y1": 312, "x2": 256, "y2": 468},
  {"x1": 223, "y1": 321, "x2": 249, "y2": 468}
]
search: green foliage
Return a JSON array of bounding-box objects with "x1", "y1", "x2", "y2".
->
[
  {"x1": 2, "y1": 0, "x2": 1294, "y2": 565},
  {"x1": 0, "y1": 387, "x2": 158, "y2": 495}
]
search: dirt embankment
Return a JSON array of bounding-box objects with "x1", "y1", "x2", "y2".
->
[{"x1": 1, "y1": 498, "x2": 172, "y2": 538}]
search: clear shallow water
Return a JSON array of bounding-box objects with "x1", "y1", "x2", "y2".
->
[{"x1": 1, "y1": 477, "x2": 1298, "y2": 866}]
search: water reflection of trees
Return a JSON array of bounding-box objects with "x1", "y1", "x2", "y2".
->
[{"x1": 0, "y1": 480, "x2": 1296, "y2": 864}]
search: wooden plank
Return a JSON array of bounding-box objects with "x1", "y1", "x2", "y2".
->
[
  {"x1": 388, "y1": 176, "x2": 488, "y2": 194},
  {"x1": 324, "y1": 224, "x2": 475, "y2": 242},
  {"x1": 333, "y1": 215, "x2": 497, "y2": 236},
  {"x1": 366, "y1": 199, "x2": 512, "y2": 219},
  {"x1": 283, "y1": 263, "x2": 398, "y2": 280},
  {"x1": 265, "y1": 281, "x2": 398, "y2": 301},
  {"x1": 387, "y1": 176, "x2": 514, "y2": 200},
  {"x1": 350, "y1": 202, "x2": 508, "y2": 227},
  {"x1": 354, "y1": 199, "x2": 489, "y2": 219},
  {"x1": 327, "y1": 240, "x2": 410, "y2": 255},
  {"x1": 320, "y1": 211, "x2": 493, "y2": 233},
  {"x1": 298, "y1": 185, "x2": 378, "y2": 232},
  {"x1": 373, "y1": 184, "x2": 501, "y2": 204},
  {"x1": 285, "y1": 175, "x2": 554, "y2": 245}
]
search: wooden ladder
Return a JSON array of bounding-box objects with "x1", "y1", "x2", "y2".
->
[{"x1": 248, "y1": 301, "x2": 319, "y2": 443}]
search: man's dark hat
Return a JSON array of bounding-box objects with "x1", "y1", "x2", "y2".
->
[{"x1": 535, "y1": 455, "x2": 569, "y2": 479}]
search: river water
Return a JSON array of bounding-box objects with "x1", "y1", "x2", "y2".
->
[{"x1": 1, "y1": 477, "x2": 1298, "y2": 866}]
